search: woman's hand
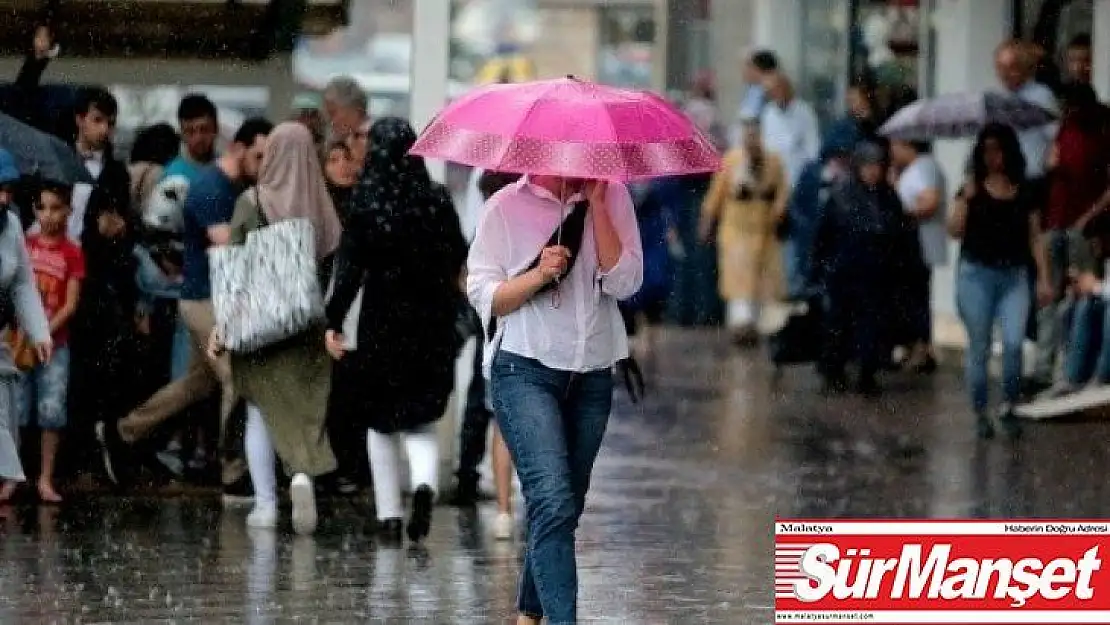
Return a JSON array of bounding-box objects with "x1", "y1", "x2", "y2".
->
[
  {"x1": 324, "y1": 329, "x2": 348, "y2": 360},
  {"x1": 206, "y1": 328, "x2": 224, "y2": 360},
  {"x1": 536, "y1": 245, "x2": 572, "y2": 284},
  {"x1": 33, "y1": 338, "x2": 52, "y2": 365}
]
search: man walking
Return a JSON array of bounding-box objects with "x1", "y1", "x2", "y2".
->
[{"x1": 96, "y1": 118, "x2": 274, "y2": 492}]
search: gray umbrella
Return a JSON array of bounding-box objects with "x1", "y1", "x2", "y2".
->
[
  {"x1": 0, "y1": 112, "x2": 94, "y2": 185},
  {"x1": 879, "y1": 91, "x2": 1058, "y2": 141}
]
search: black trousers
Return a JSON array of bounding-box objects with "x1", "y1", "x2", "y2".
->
[
  {"x1": 821, "y1": 278, "x2": 883, "y2": 380},
  {"x1": 455, "y1": 339, "x2": 493, "y2": 486}
]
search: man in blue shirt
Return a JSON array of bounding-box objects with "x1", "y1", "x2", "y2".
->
[
  {"x1": 97, "y1": 118, "x2": 274, "y2": 490},
  {"x1": 162, "y1": 94, "x2": 220, "y2": 188}
]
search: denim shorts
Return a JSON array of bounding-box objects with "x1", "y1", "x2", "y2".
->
[{"x1": 17, "y1": 345, "x2": 70, "y2": 430}]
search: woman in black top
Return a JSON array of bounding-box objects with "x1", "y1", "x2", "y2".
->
[{"x1": 949, "y1": 123, "x2": 1051, "y2": 439}]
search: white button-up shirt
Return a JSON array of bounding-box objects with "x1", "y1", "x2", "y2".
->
[
  {"x1": 467, "y1": 177, "x2": 643, "y2": 376},
  {"x1": 760, "y1": 98, "x2": 820, "y2": 188},
  {"x1": 1006, "y1": 81, "x2": 1059, "y2": 179}
]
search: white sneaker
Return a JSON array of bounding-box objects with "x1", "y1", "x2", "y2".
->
[
  {"x1": 290, "y1": 473, "x2": 318, "y2": 535},
  {"x1": 493, "y1": 512, "x2": 515, "y2": 541},
  {"x1": 246, "y1": 503, "x2": 278, "y2": 529}
]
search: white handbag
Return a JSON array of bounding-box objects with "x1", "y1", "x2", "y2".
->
[{"x1": 209, "y1": 217, "x2": 325, "y2": 353}]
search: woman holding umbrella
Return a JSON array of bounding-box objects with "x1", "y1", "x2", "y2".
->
[
  {"x1": 469, "y1": 176, "x2": 643, "y2": 624},
  {"x1": 414, "y1": 77, "x2": 716, "y2": 623}
]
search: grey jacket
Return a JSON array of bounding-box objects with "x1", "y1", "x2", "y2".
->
[{"x1": 0, "y1": 210, "x2": 49, "y2": 375}]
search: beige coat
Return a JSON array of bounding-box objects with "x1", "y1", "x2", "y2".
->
[{"x1": 701, "y1": 148, "x2": 787, "y2": 302}]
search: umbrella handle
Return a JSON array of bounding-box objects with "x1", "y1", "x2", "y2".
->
[{"x1": 551, "y1": 179, "x2": 568, "y2": 310}]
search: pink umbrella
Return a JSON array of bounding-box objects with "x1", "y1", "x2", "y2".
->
[{"x1": 409, "y1": 76, "x2": 721, "y2": 181}]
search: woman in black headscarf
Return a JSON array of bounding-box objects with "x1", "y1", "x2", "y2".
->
[
  {"x1": 323, "y1": 117, "x2": 467, "y2": 543},
  {"x1": 811, "y1": 142, "x2": 912, "y2": 396}
]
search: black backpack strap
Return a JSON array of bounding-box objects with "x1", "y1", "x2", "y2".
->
[{"x1": 486, "y1": 200, "x2": 590, "y2": 340}]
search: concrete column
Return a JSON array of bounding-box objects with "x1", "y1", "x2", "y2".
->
[
  {"x1": 410, "y1": 0, "x2": 456, "y2": 495},
  {"x1": 751, "y1": 0, "x2": 803, "y2": 80},
  {"x1": 930, "y1": 0, "x2": 1011, "y2": 319},
  {"x1": 708, "y1": 0, "x2": 756, "y2": 133},
  {"x1": 1093, "y1": 0, "x2": 1110, "y2": 99},
  {"x1": 410, "y1": 0, "x2": 452, "y2": 183}
]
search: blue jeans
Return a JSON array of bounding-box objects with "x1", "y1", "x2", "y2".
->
[
  {"x1": 956, "y1": 261, "x2": 1030, "y2": 413},
  {"x1": 17, "y1": 345, "x2": 71, "y2": 430},
  {"x1": 1064, "y1": 295, "x2": 1110, "y2": 385},
  {"x1": 490, "y1": 350, "x2": 613, "y2": 624},
  {"x1": 1035, "y1": 228, "x2": 1084, "y2": 380}
]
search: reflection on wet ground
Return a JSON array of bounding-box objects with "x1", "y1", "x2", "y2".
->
[{"x1": 3, "y1": 329, "x2": 1110, "y2": 623}]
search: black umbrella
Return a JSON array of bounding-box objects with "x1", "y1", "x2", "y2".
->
[{"x1": 0, "y1": 111, "x2": 93, "y2": 185}]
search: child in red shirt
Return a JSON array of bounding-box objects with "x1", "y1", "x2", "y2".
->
[{"x1": 13, "y1": 183, "x2": 84, "y2": 503}]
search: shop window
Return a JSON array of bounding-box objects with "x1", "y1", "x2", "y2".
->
[
  {"x1": 598, "y1": 6, "x2": 656, "y2": 88},
  {"x1": 852, "y1": 0, "x2": 932, "y2": 115},
  {"x1": 799, "y1": 0, "x2": 852, "y2": 128},
  {"x1": 1014, "y1": 0, "x2": 1092, "y2": 87}
]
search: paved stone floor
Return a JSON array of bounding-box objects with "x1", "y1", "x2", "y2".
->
[{"x1": 4, "y1": 329, "x2": 1110, "y2": 623}]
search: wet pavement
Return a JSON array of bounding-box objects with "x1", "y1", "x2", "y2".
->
[{"x1": 4, "y1": 328, "x2": 1110, "y2": 623}]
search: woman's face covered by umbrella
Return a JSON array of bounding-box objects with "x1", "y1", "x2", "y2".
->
[{"x1": 531, "y1": 176, "x2": 587, "y2": 200}]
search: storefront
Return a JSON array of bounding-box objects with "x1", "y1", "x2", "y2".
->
[{"x1": 795, "y1": 0, "x2": 935, "y2": 126}]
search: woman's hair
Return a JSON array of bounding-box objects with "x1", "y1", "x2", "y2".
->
[
  {"x1": 129, "y1": 123, "x2": 180, "y2": 166},
  {"x1": 970, "y1": 123, "x2": 1026, "y2": 184},
  {"x1": 38, "y1": 180, "x2": 73, "y2": 207}
]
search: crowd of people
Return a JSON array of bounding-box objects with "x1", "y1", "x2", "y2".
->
[
  {"x1": 1, "y1": 21, "x2": 1109, "y2": 623},
  {"x1": 0, "y1": 27, "x2": 485, "y2": 548},
  {"x1": 629, "y1": 34, "x2": 1109, "y2": 440}
]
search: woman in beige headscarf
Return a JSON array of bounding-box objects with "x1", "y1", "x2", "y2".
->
[{"x1": 221, "y1": 122, "x2": 343, "y2": 535}]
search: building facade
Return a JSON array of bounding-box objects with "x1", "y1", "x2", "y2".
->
[{"x1": 702, "y1": 0, "x2": 1110, "y2": 337}]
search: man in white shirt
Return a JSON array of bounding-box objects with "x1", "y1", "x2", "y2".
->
[{"x1": 760, "y1": 73, "x2": 821, "y2": 188}]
